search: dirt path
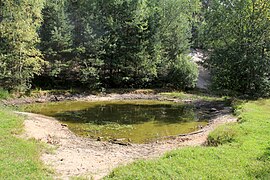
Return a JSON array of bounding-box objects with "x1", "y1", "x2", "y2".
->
[{"x1": 16, "y1": 109, "x2": 236, "y2": 179}]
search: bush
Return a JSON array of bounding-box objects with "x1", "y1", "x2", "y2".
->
[
  {"x1": 0, "y1": 88, "x2": 10, "y2": 99},
  {"x1": 167, "y1": 55, "x2": 198, "y2": 89},
  {"x1": 207, "y1": 123, "x2": 240, "y2": 146}
]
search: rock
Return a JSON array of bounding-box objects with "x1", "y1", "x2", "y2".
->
[
  {"x1": 54, "y1": 95, "x2": 60, "y2": 101},
  {"x1": 210, "y1": 108, "x2": 218, "y2": 112},
  {"x1": 197, "y1": 125, "x2": 203, "y2": 129},
  {"x1": 36, "y1": 99, "x2": 46, "y2": 103},
  {"x1": 183, "y1": 99, "x2": 192, "y2": 103},
  {"x1": 224, "y1": 107, "x2": 233, "y2": 111}
]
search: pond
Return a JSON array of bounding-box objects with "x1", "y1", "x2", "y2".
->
[{"x1": 22, "y1": 100, "x2": 208, "y2": 143}]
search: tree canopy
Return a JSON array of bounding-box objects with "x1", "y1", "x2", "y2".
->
[
  {"x1": 0, "y1": 0, "x2": 199, "y2": 91},
  {"x1": 1, "y1": 0, "x2": 269, "y2": 97},
  {"x1": 202, "y1": 0, "x2": 270, "y2": 96},
  {"x1": 0, "y1": 0, "x2": 45, "y2": 91}
]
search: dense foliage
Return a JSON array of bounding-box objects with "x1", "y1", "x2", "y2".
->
[
  {"x1": 0, "y1": 0, "x2": 199, "y2": 91},
  {"x1": 0, "y1": 0, "x2": 45, "y2": 91},
  {"x1": 202, "y1": 0, "x2": 270, "y2": 96},
  {"x1": 1, "y1": 0, "x2": 269, "y2": 97}
]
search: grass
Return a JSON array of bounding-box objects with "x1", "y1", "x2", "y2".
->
[
  {"x1": 0, "y1": 106, "x2": 52, "y2": 179},
  {"x1": 105, "y1": 99, "x2": 270, "y2": 179},
  {"x1": 160, "y1": 90, "x2": 225, "y2": 101}
]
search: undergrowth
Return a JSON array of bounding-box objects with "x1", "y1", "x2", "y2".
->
[{"x1": 0, "y1": 88, "x2": 10, "y2": 99}]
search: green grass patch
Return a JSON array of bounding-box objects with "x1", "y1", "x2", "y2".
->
[
  {"x1": 0, "y1": 106, "x2": 52, "y2": 179},
  {"x1": 105, "y1": 99, "x2": 270, "y2": 179},
  {"x1": 160, "y1": 91, "x2": 225, "y2": 101}
]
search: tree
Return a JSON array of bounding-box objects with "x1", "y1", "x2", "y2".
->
[
  {"x1": 0, "y1": 0, "x2": 45, "y2": 91},
  {"x1": 156, "y1": 0, "x2": 200, "y2": 88},
  {"x1": 93, "y1": 0, "x2": 157, "y2": 87},
  {"x1": 69, "y1": 0, "x2": 104, "y2": 89},
  {"x1": 202, "y1": 0, "x2": 270, "y2": 96},
  {"x1": 38, "y1": 0, "x2": 75, "y2": 88},
  {"x1": 38, "y1": 0, "x2": 104, "y2": 89}
]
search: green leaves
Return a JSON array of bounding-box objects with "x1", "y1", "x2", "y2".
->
[
  {"x1": 0, "y1": 0, "x2": 45, "y2": 91},
  {"x1": 1, "y1": 0, "x2": 200, "y2": 90},
  {"x1": 203, "y1": 0, "x2": 270, "y2": 97}
]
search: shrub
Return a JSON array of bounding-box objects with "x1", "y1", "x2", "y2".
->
[
  {"x1": 167, "y1": 55, "x2": 198, "y2": 89},
  {"x1": 207, "y1": 123, "x2": 240, "y2": 146},
  {"x1": 0, "y1": 88, "x2": 10, "y2": 99}
]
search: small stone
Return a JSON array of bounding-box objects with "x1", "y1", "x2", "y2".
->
[
  {"x1": 224, "y1": 107, "x2": 233, "y2": 111},
  {"x1": 183, "y1": 99, "x2": 192, "y2": 103},
  {"x1": 210, "y1": 108, "x2": 217, "y2": 112},
  {"x1": 36, "y1": 99, "x2": 46, "y2": 103}
]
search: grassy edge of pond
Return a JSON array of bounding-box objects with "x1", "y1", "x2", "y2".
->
[
  {"x1": 105, "y1": 99, "x2": 270, "y2": 179},
  {"x1": 0, "y1": 106, "x2": 53, "y2": 179},
  {"x1": 159, "y1": 90, "x2": 225, "y2": 101}
]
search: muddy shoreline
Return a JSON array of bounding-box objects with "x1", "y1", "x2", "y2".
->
[{"x1": 2, "y1": 92, "x2": 166, "y2": 106}]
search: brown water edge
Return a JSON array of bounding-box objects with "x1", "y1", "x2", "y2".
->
[{"x1": 21, "y1": 100, "x2": 210, "y2": 144}]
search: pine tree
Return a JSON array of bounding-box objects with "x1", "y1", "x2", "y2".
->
[
  {"x1": 38, "y1": 0, "x2": 74, "y2": 88},
  {"x1": 33, "y1": 0, "x2": 199, "y2": 90},
  {"x1": 68, "y1": 0, "x2": 103, "y2": 88}
]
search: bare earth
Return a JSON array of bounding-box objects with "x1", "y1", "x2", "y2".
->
[
  {"x1": 16, "y1": 107, "x2": 236, "y2": 179},
  {"x1": 190, "y1": 49, "x2": 211, "y2": 90}
]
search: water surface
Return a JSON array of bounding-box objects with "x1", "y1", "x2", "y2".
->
[{"x1": 23, "y1": 100, "x2": 207, "y2": 143}]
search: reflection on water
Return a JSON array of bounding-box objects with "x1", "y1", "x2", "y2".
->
[{"x1": 23, "y1": 100, "x2": 207, "y2": 143}]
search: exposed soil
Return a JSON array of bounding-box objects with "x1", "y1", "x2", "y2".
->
[
  {"x1": 16, "y1": 96, "x2": 237, "y2": 179},
  {"x1": 2, "y1": 93, "x2": 165, "y2": 106},
  {"x1": 190, "y1": 49, "x2": 211, "y2": 90}
]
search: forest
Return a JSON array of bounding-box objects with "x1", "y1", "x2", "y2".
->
[{"x1": 0, "y1": 0, "x2": 269, "y2": 97}]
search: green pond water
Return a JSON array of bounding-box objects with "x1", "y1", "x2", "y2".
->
[{"x1": 22, "y1": 100, "x2": 208, "y2": 143}]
